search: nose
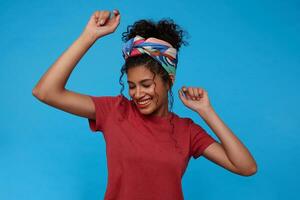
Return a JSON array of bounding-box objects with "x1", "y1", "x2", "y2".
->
[{"x1": 133, "y1": 86, "x2": 145, "y2": 99}]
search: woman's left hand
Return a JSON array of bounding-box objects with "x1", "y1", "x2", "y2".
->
[{"x1": 178, "y1": 86, "x2": 212, "y2": 113}]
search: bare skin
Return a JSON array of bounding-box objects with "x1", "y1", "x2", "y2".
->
[
  {"x1": 32, "y1": 10, "x2": 121, "y2": 119},
  {"x1": 32, "y1": 9, "x2": 257, "y2": 177},
  {"x1": 179, "y1": 88, "x2": 257, "y2": 176},
  {"x1": 127, "y1": 65, "x2": 173, "y2": 117}
]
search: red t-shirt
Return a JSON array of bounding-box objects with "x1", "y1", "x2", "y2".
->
[{"x1": 88, "y1": 94, "x2": 216, "y2": 200}]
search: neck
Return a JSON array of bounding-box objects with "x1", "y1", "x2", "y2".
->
[{"x1": 151, "y1": 99, "x2": 170, "y2": 117}]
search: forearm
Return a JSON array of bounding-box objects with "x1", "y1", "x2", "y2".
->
[
  {"x1": 197, "y1": 107, "x2": 257, "y2": 173},
  {"x1": 32, "y1": 32, "x2": 96, "y2": 98}
]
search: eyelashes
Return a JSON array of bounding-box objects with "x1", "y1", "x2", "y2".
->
[{"x1": 129, "y1": 85, "x2": 151, "y2": 89}]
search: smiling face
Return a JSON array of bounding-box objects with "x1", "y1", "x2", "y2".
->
[{"x1": 127, "y1": 65, "x2": 171, "y2": 117}]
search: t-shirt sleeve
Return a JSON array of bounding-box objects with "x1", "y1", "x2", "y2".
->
[
  {"x1": 189, "y1": 119, "x2": 217, "y2": 159},
  {"x1": 87, "y1": 95, "x2": 121, "y2": 133}
]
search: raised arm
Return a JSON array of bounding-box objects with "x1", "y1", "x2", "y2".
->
[
  {"x1": 179, "y1": 87, "x2": 257, "y2": 176},
  {"x1": 32, "y1": 10, "x2": 121, "y2": 120}
]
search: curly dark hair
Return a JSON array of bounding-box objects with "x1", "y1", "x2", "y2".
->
[{"x1": 118, "y1": 18, "x2": 189, "y2": 154}]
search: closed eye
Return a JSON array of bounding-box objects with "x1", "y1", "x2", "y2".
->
[{"x1": 129, "y1": 85, "x2": 151, "y2": 89}]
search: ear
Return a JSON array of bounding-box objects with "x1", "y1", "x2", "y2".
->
[
  {"x1": 167, "y1": 74, "x2": 175, "y2": 90},
  {"x1": 170, "y1": 74, "x2": 175, "y2": 85}
]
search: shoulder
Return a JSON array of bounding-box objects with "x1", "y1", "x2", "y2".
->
[
  {"x1": 88, "y1": 94, "x2": 131, "y2": 114},
  {"x1": 171, "y1": 113, "x2": 194, "y2": 127},
  {"x1": 172, "y1": 114, "x2": 207, "y2": 132},
  {"x1": 105, "y1": 94, "x2": 132, "y2": 111},
  {"x1": 91, "y1": 94, "x2": 128, "y2": 104}
]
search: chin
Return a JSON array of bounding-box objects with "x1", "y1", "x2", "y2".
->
[
  {"x1": 136, "y1": 104, "x2": 155, "y2": 115},
  {"x1": 138, "y1": 107, "x2": 153, "y2": 115}
]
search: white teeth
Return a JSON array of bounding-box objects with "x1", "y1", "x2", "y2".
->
[{"x1": 137, "y1": 99, "x2": 151, "y2": 105}]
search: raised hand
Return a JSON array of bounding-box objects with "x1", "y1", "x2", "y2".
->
[
  {"x1": 178, "y1": 86, "x2": 212, "y2": 113},
  {"x1": 82, "y1": 9, "x2": 121, "y2": 42}
]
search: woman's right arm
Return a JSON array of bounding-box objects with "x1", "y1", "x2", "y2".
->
[{"x1": 32, "y1": 10, "x2": 121, "y2": 120}]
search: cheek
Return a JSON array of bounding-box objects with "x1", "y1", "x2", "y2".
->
[
  {"x1": 147, "y1": 87, "x2": 156, "y2": 95},
  {"x1": 129, "y1": 90, "x2": 133, "y2": 96},
  {"x1": 128, "y1": 87, "x2": 155, "y2": 97}
]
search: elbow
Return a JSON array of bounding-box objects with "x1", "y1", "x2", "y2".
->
[
  {"x1": 240, "y1": 164, "x2": 258, "y2": 177},
  {"x1": 32, "y1": 87, "x2": 39, "y2": 97},
  {"x1": 32, "y1": 87, "x2": 46, "y2": 101}
]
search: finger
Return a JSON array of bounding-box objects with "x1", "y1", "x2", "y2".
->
[
  {"x1": 98, "y1": 11, "x2": 111, "y2": 26},
  {"x1": 193, "y1": 88, "x2": 200, "y2": 100},
  {"x1": 113, "y1": 9, "x2": 120, "y2": 16},
  {"x1": 199, "y1": 88, "x2": 205, "y2": 97},
  {"x1": 182, "y1": 86, "x2": 190, "y2": 100},
  {"x1": 96, "y1": 11, "x2": 104, "y2": 26},
  {"x1": 196, "y1": 88, "x2": 202, "y2": 99},
  {"x1": 110, "y1": 9, "x2": 121, "y2": 26},
  {"x1": 178, "y1": 89, "x2": 187, "y2": 103},
  {"x1": 188, "y1": 87, "x2": 195, "y2": 100},
  {"x1": 94, "y1": 10, "x2": 100, "y2": 19},
  {"x1": 92, "y1": 11, "x2": 100, "y2": 23}
]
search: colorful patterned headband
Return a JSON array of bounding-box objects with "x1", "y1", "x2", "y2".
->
[{"x1": 122, "y1": 35, "x2": 178, "y2": 76}]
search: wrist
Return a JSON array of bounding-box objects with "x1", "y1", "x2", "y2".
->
[
  {"x1": 80, "y1": 30, "x2": 98, "y2": 45},
  {"x1": 196, "y1": 105, "x2": 214, "y2": 116}
]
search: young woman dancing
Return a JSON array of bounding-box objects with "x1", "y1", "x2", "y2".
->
[{"x1": 32, "y1": 9, "x2": 257, "y2": 200}]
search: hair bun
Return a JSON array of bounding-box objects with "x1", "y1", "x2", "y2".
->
[{"x1": 122, "y1": 18, "x2": 189, "y2": 51}]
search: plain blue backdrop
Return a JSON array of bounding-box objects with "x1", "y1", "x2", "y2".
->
[{"x1": 1, "y1": 0, "x2": 299, "y2": 199}]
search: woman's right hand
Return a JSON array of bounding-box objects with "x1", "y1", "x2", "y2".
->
[{"x1": 81, "y1": 9, "x2": 121, "y2": 43}]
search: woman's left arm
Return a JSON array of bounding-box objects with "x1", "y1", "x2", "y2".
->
[
  {"x1": 198, "y1": 106, "x2": 257, "y2": 176},
  {"x1": 178, "y1": 86, "x2": 257, "y2": 176}
]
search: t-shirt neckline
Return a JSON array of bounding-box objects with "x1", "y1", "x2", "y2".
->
[{"x1": 131, "y1": 101, "x2": 174, "y2": 123}]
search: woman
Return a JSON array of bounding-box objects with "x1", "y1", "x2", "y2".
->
[{"x1": 32, "y1": 9, "x2": 257, "y2": 200}]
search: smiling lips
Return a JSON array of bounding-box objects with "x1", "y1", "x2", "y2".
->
[{"x1": 136, "y1": 98, "x2": 152, "y2": 108}]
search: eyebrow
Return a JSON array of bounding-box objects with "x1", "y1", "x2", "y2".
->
[{"x1": 127, "y1": 79, "x2": 153, "y2": 84}]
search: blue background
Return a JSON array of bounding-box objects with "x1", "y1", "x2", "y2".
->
[{"x1": 1, "y1": 0, "x2": 299, "y2": 199}]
